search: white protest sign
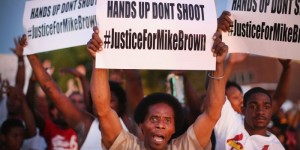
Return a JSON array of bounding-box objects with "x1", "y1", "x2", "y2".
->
[
  {"x1": 223, "y1": 0, "x2": 300, "y2": 60},
  {"x1": 95, "y1": 0, "x2": 217, "y2": 70},
  {"x1": 23, "y1": 0, "x2": 97, "y2": 55}
]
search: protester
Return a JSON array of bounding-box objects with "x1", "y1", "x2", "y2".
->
[
  {"x1": 16, "y1": 33, "x2": 144, "y2": 149},
  {"x1": 225, "y1": 80, "x2": 244, "y2": 114},
  {"x1": 0, "y1": 118, "x2": 25, "y2": 150},
  {"x1": 214, "y1": 11, "x2": 285, "y2": 150},
  {"x1": 87, "y1": 25, "x2": 228, "y2": 149},
  {"x1": 0, "y1": 35, "x2": 47, "y2": 150},
  {"x1": 215, "y1": 87, "x2": 286, "y2": 149},
  {"x1": 60, "y1": 67, "x2": 90, "y2": 112}
]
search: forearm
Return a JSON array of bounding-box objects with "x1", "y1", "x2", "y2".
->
[
  {"x1": 26, "y1": 78, "x2": 36, "y2": 110},
  {"x1": 27, "y1": 54, "x2": 81, "y2": 127},
  {"x1": 27, "y1": 55, "x2": 62, "y2": 102},
  {"x1": 193, "y1": 63, "x2": 226, "y2": 148},
  {"x1": 16, "y1": 56, "x2": 25, "y2": 90},
  {"x1": 21, "y1": 100, "x2": 37, "y2": 138},
  {"x1": 272, "y1": 66, "x2": 291, "y2": 113},
  {"x1": 124, "y1": 69, "x2": 144, "y2": 116},
  {"x1": 224, "y1": 61, "x2": 234, "y2": 83},
  {"x1": 91, "y1": 66, "x2": 122, "y2": 147},
  {"x1": 90, "y1": 66, "x2": 111, "y2": 117},
  {"x1": 183, "y1": 76, "x2": 201, "y2": 112},
  {"x1": 206, "y1": 62, "x2": 226, "y2": 121},
  {"x1": 78, "y1": 75, "x2": 92, "y2": 113}
]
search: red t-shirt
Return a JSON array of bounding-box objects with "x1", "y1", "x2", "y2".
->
[{"x1": 42, "y1": 119, "x2": 78, "y2": 150}]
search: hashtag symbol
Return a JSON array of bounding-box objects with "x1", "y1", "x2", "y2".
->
[
  {"x1": 27, "y1": 27, "x2": 32, "y2": 39},
  {"x1": 228, "y1": 24, "x2": 233, "y2": 36},
  {"x1": 104, "y1": 30, "x2": 111, "y2": 48}
]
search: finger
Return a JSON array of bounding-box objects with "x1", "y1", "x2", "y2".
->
[
  {"x1": 212, "y1": 34, "x2": 222, "y2": 54},
  {"x1": 20, "y1": 34, "x2": 28, "y2": 47},
  {"x1": 213, "y1": 31, "x2": 222, "y2": 40},
  {"x1": 217, "y1": 43, "x2": 228, "y2": 56},
  {"x1": 89, "y1": 42, "x2": 99, "y2": 52},
  {"x1": 218, "y1": 11, "x2": 232, "y2": 31},
  {"x1": 93, "y1": 26, "x2": 99, "y2": 34},
  {"x1": 90, "y1": 39, "x2": 101, "y2": 51},
  {"x1": 218, "y1": 20, "x2": 230, "y2": 32},
  {"x1": 222, "y1": 11, "x2": 231, "y2": 16},
  {"x1": 92, "y1": 32, "x2": 102, "y2": 46},
  {"x1": 215, "y1": 42, "x2": 226, "y2": 56},
  {"x1": 224, "y1": 15, "x2": 233, "y2": 25},
  {"x1": 88, "y1": 39, "x2": 101, "y2": 54}
]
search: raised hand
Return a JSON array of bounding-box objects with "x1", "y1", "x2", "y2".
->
[
  {"x1": 217, "y1": 11, "x2": 232, "y2": 33},
  {"x1": 212, "y1": 32, "x2": 228, "y2": 64},
  {"x1": 10, "y1": 34, "x2": 27, "y2": 57},
  {"x1": 87, "y1": 26, "x2": 103, "y2": 59}
]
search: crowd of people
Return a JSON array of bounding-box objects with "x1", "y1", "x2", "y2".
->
[{"x1": 0, "y1": 11, "x2": 299, "y2": 150}]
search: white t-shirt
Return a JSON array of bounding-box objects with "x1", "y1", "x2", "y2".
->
[
  {"x1": 22, "y1": 128, "x2": 47, "y2": 150},
  {"x1": 214, "y1": 99, "x2": 285, "y2": 150},
  {"x1": 80, "y1": 118, "x2": 128, "y2": 150}
]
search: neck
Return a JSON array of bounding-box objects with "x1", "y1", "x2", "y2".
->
[{"x1": 244, "y1": 122, "x2": 268, "y2": 136}]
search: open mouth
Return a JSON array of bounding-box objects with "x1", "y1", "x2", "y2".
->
[{"x1": 153, "y1": 134, "x2": 165, "y2": 144}]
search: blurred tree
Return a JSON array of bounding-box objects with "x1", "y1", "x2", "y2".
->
[
  {"x1": 38, "y1": 45, "x2": 92, "y2": 92},
  {"x1": 38, "y1": 46, "x2": 207, "y2": 97}
]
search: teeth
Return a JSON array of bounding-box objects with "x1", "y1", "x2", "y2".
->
[{"x1": 153, "y1": 136, "x2": 164, "y2": 142}]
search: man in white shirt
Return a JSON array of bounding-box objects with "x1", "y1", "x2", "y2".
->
[{"x1": 214, "y1": 87, "x2": 285, "y2": 150}]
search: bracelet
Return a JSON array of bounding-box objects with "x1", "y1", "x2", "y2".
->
[{"x1": 208, "y1": 72, "x2": 224, "y2": 80}]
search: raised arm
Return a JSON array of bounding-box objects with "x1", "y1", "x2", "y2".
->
[
  {"x1": 19, "y1": 35, "x2": 93, "y2": 146},
  {"x1": 193, "y1": 31, "x2": 228, "y2": 148},
  {"x1": 60, "y1": 67, "x2": 91, "y2": 113},
  {"x1": 123, "y1": 69, "x2": 144, "y2": 117},
  {"x1": 224, "y1": 53, "x2": 249, "y2": 82},
  {"x1": 217, "y1": 11, "x2": 249, "y2": 83},
  {"x1": 88, "y1": 26, "x2": 123, "y2": 148},
  {"x1": 272, "y1": 59, "x2": 292, "y2": 113},
  {"x1": 8, "y1": 86, "x2": 36, "y2": 138},
  {"x1": 11, "y1": 35, "x2": 27, "y2": 90},
  {"x1": 169, "y1": 70, "x2": 203, "y2": 123}
]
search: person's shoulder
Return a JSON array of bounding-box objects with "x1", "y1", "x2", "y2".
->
[
  {"x1": 107, "y1": 129, "x2": 142, "y2": 149},
  {"x1": 268, "y1": 132, "x2": 285, "y2": 145},
  {"x1": 170, "y1": 125, "x2": 207, "y2": 150}
]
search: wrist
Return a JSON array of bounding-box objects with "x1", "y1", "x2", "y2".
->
[
  {"x1": 283, "y1": 65, "x2": 291, "y2": 70},
  {"x1": 18, "y1": 55, "x2": 24, "y2": 60},
  {"x1": 18, "y1": 61, "x2": 24, "y2": 66},
  {"x1": 208, "y1": 71, "x2": 224, "y2": 80}
]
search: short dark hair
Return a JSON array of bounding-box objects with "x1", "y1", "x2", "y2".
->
[
  {"x1": 226, "y1": 81, "x2": 243, "y2": 93},
  {"x1": 1, "y1": 118, "x2": 25, "y2": 135},
  {"x1": 134, "y1": 93, "x2": 184, "y2": 133},
  {"x1": 109, "y1": 81, "x2": 127, "y2": 117},
  {"x1": 243, "y1": 87, "x2": 271, "y2": 107}
]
